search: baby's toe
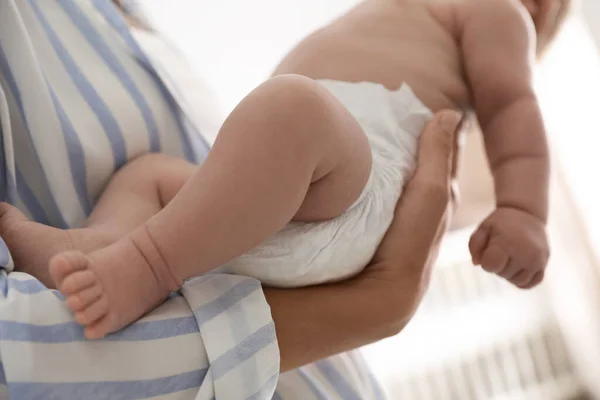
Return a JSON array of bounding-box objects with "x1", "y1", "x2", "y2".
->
[
  {"x1": 49, "y1": 251, "x2": 89, "y2": 284},
  {"x1": 74, "y1": 294, "x2": 109, "y2": 326},
  {"x1": 84, "y1": 314, "x2": 119, "y2": 340},
  {"x1": 60, "y1": 270, "x2": 97, "y2": 295},
  {"x1": 66, "y1": 284, "x2": 104, "y2": 311}
]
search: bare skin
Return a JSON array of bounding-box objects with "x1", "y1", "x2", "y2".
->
[
  {"x1": 0, "y1": 0, "x2": 552, "y2": 339},
  {"x1": 274, "y1": 0, "x2": 551, "y2": 287}
]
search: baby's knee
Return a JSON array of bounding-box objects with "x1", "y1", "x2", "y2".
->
[
  {"x1": 255, "y1": 74, "x2": 329, "y2": 120},
  {"x1": 127, "y1": 153, "x2": 188, "y2": 172},
  {"x1": 115, "y1": 153, "x2": 195, "y2": 189}
]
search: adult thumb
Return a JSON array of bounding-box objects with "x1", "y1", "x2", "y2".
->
[{"x1": 413, "y1": 110, "x2": 462, "y2": 186}]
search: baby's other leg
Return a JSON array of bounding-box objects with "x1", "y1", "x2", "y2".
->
[
  {"x1": 50, "y1": 74, "x2": 371, "y2": 339},
  {"x1": 83, "y1": 153, "x2": 197, "y2": 236},
  {"x1": 0, "y1": 155, "x2": 193, "y2": 288},
  {"x1": 47, "y1": 153, "x2": 193, "y2": 294}
]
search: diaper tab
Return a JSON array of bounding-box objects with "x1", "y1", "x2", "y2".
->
[{"x1": 390, "y1": 84, "x2": 434, "y2": 139}]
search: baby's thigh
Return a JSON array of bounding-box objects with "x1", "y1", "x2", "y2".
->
[
  {"x1": 293, "y1": 85, "x2": 372, "y2": 222},
  {"x1": 87, "y1": 154, "x2": 197, "y2": 227}
]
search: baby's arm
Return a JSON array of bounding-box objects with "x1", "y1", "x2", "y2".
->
[
  {"x1": 459, "y1": 0, "x2": 550, "y2": 287},
  {"x1": 461, "y1": 0, "x2": 548, "y2": 220}
]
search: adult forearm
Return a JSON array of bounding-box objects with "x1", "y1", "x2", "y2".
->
[{"x1": 265, "y1": 277, "x2": 409, "y2": 372}]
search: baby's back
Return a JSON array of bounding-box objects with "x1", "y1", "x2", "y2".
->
[{"x1": 274, "y1": 0, "x2": 470, "y2": 112}]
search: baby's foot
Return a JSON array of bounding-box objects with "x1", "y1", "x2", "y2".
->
[
  {"x1": 49, "y1": 231, "x2": 176, "y2": 339},
  {"x1": 0, "y1": 203, "x2": 116, "y2": 288}
]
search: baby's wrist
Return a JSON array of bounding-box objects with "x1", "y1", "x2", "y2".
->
[{"x1": 495, "y1": 204, "x2": 547, "y2": 225}]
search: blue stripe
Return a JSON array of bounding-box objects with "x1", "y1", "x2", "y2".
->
[
  {"x1": 0, "y1": 44, "x2": 63, "y2": 227},
  {"x1": 0, "y1": 120, "x2": 6, "y2": 202},
  {"x1": 246, "y1": 372, "x2": 278, "y2": 400},
  {"x1": 7, "y1": 279, "x2": 48, "y2": 295},
  {"x1": 0, "y1": 237, "x2": 9, "y2": 268},
  {"x1": 5, "y1": 172, "x2": 18, "y2": 213},
  {"x1": 167, "y1": 291, "x2": 183, "y2": 299},
  {"x1": 297, "y1": 368, "x2": 328, "y2": 400},
  {"x1": 9, "y1": 368, "x2": 206, "y2": 400},
  {"x1": 370, "y1": 372, "x2": 386, "y2": 400},
  {"x1": 0, "y1": 275, "x2": 7, "y2": 297},
  {"x1": 29, "y1": 0, "x2": 127, "y2": 172},
  {"x1": 5, "y1": 278, "x2": 63, "y2": 300},
  {"x1": 315, "y1": 360, "x2": 362, "y2": 400},
  {"x1": 212, "y1": 322, "x2": 276, "y2": 379},
  {"x1": 14, "y1": 169, "x2": 51, "y2": 226},
  {"x1": 211, "y1": 277, "x2": 258, "y2": 390},
  {"x1": 192, "y1": 279, "x2": 260, "y2": 326},
  {"x1": 0, "y1": 315, "x2": 198, "y2": 343},
  {"x1": 47, "y1": 89, "x2": 92, "y2": 215},
  {"x1": 351, "y1": 350, "x2": 386, "y2": 400},
  {"x1": 58, "y1": 0, "x2": 161, "y2": 153},
  {"x1": 184, "y1": 120, "x2": 210, "y2": 161},
  {"x1": 91, "y1": 0, "x2": 206, "y2": 163}
]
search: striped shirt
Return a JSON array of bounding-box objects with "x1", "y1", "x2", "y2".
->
[{"x1": 0, "y1": 1, "x2": 384, "y2": 398}]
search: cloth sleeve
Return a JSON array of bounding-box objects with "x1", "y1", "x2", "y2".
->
[{"x1": 0, "y1": 271, "x2": 279, "y2": 399}]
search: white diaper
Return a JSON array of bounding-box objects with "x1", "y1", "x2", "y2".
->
[{"x1": 219, "y1": 80, "x2": 433, "y2": 287}]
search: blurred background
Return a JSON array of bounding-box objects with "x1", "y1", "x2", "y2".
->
[{"x1": 130, "y1": 1, "x2": 600, "y2": 398}]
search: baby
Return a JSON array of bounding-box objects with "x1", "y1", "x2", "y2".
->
[{"x1": 0, "y1": 0, "x2": 566, "y2": 339}]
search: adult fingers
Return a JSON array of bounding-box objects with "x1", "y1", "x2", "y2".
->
[{"x1": 451, "y1": 113, "x2": 469, "y2": 180}]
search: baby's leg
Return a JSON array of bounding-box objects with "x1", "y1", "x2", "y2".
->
[
  {"x1": 0, "y1": 155, "x2": 195, "y2": 288},
  {"x1": 83, "y1": 153, "x2": 197, "y2": 235},
  {"x1": 0, "y1": 204, "x2": 116, "y2": 288},
  {"x1": 51, "y1": 74, "x2": 372, "y2": 339}
]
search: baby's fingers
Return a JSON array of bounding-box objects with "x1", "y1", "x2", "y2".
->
[
  {"x1": 510, "y1": 268, "x2": 537, "y2": 288},
  {"x1": 479, "y1": 243, "x2": 509, "y2": 274},
  {"x1": 497, "y1": 261, "x2": 522, "y2": 281},
  {"x1": 521, "y1": 270, "x2": 545, "y2": 289},
  {"x1": 469, "y1": 225, "x2": 490, "y2": 266}
]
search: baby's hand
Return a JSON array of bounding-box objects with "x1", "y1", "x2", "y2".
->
[{"x1": 468, "y1": 207, "x2": 549, "y2": 289}]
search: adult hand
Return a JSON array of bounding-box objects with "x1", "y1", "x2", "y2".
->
[
  {"x1": 357, "y1": 109, "x2": 463, "y2": 332},
  {"x1": 266, "y1": 110, "x2": 464, "y2": 372}
]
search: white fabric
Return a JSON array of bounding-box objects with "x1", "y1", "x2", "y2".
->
[
  {"x1": 0, "y1": 1, "x2": 277, "y2": 399},
  {"x1": 221, "y1": 80, "x2": 433, "y2": 287},
  {"x1": 130, "y1": 29, "x2": 224, "y2": 145}
]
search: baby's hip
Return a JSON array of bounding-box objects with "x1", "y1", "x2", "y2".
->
[
  {"x1": 219, "y1": 80, "x2": 436, "y2": 287},
  {"x1": 218, "y1": 152, "x2": 408, "y2": 287},
  {"x1": 316, "y1": 79, "x2": 433, "y2": 157}
]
